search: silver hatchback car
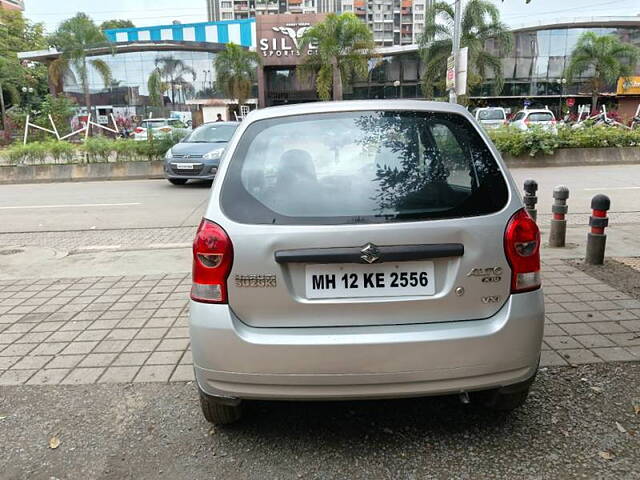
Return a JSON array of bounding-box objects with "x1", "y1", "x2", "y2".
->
[{"x1": 190, "y1": 100, "x2": 544, "y2": 424}]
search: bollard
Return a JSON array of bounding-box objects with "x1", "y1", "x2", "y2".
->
[
  {"x1": 523, "y1": 179, "x2": 538, "y2": 221},
  {"x1": 549, "y1": 185, "x2": 569, "y2": 248},
  {"x1": 585, "y1": 194, "x2": 610, "y2": 265}
]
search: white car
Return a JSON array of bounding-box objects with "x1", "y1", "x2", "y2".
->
[
  {"x1": 474, "y1": 107, "x2": 507, "y2": 129},
  {"x1": 510, "y1": 109, "x2": 558, "y2": 134},
  {"x1": 133, "y1": 118, "x2": 190, "y2": 141}
]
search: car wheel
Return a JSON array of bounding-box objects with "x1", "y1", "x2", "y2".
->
[
  {"x1": 168, "y1": 178, "x2": 188, "y2": 185},
  {"x1": 477, "y1": 387, "x2": 530, "y2": 412},
  {"x1": 199, "y1": 390, "x2": 243, "y2": 425}
]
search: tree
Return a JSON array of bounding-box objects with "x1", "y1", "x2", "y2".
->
[
  {"x1": 147, "y1": 69, "x2": 166, "y2": 108},
  {"x1": 566, "y1": 32, "x2": 640, "y2": 112},
  {"x1": 418, "y1": 0, "x2": 512, "y2": 99},
  {"x1": 214, "y1": 43, "x2": 261, "y2": 107},
  {"x1": 48, "y1": 13, "x2": 113, "y2": 129},
  {"x1": 100, "y1": 19, "x2": 135, "y2": 31},
  {"x1": 299, "y1": 12, "x2": 375, "y2": 101},
  {"x1": 154, "y1": 55, "x2": 196, "y2": 106},
  {"x1": 0, "y1": 9, "x2": 47, "y2": 129}
]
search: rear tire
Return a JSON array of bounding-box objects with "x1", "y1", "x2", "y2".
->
[
  {"x1": 478, "y1": 387, "x2": 530, "y2": 412},
  {"x1": 199, "y1": 390, "x2": 243, "y2": 425},
  {"x1": 168, "y1": 178, "x2": 188, "y2": 185}
]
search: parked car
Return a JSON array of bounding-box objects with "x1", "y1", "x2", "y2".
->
[
  {"x1": 133, "y1": 118, "x2": 190, "y2": 141},
  {"x1": 190, "y1": 100, "x2": 544, "y2": 424},
  {"x1": 510, "y1": 108, "x2": 558, "y2": 133},
  {"x1": 164, "y1": 122, "x2": 239, "y2": 185},
  {"x1": 473, "y1": 107, "x2": 507, "y2": 129}
]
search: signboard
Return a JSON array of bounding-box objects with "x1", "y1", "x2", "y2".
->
[
  {"x1": 617, "y1": 76, "x2": 640, "y2": 95},
  {"x1": 256, "y1": 13, "x2": 326, "y2": 67},
  {"x1": 456, "y1": 47, "x2": 468, "y2": 96},
  {"x1": 566, "y1": 98, "x2": 575, "y2": 107},
  {"x1": 446, "y1": 56, "x2": 456, "y2": 91}
]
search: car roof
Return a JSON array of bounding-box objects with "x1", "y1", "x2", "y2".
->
[
  {"x1": 477, "y1": 107, "x2": 505, "y2": 110},
  {"x1": 243, "y1": 100, "x2": 470, "y2": 123},
  {"x1": 200, "y1": 121, "x2": 240, "y2": 127},
  {"x1": 518, "y1": 109, "x2": 554, "y2": 114}
]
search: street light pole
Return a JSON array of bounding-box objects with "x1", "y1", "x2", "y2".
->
[{"x1": 449, "y1": 0, "x2": 462, "y2": 104}]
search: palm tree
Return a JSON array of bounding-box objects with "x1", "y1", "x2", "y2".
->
[
  {"x1": 147, "y1": 69, "x2": 166, "y2": 108},
  {"x1": 154, "y1": 55, "x2": 196, "y2": 106},
  {"x1": 299, "y1": 13, "x2": 375, "y2": 101},
  {"x1": 566, "y1": 32, "x2": 640, "y2": 113},
  {"x1": 214, "y1": 43, "x2": 261, "y2": 107},
  {"x1": 48, "y1": 13, "x2": 112, "y2": 126},
  {"x1": 418, "y1": 0, "x2": 512, "y2": 99}
]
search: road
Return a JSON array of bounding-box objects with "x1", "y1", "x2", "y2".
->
[
  {"x1": 0, "y1": 164, "x2": 639, "y2": 233},
  {"x1": 1, "y1": 363, "x2": 639, "y2": 479}
]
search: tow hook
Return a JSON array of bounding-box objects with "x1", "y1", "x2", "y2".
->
[{"x1": 459, "y1": 392, "x2": 470, "y2": 404}]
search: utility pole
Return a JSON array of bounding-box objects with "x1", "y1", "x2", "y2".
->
[{"x1": 449, "y1": 0, "x2": 462, "y2": 104}]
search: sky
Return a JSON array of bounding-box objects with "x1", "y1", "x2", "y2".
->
[{"x1": 23, "y1": 0, "x2": 640, "y2": 33}]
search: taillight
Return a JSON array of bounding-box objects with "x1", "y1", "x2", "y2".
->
[
  {"x1": 134, "y1": 127, "x2": 144, "y2": 133},
  {"x1": 504, "y1": 209, "x2": 541, "y2": 293},
  {"x1": 191, "y1": 219, "x2": 234, "y2": 303},
  {"x1": 524, "y1": 119, "x2": 530, "y2": 126}
]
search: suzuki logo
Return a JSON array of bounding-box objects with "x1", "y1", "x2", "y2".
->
[{"x1": 360, "y1": 243, "x2": 380, "y2": 264}]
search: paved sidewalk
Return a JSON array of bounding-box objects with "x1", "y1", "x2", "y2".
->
[{"x1": 1, "y1": 259, "x2": 639, "y2": 387}]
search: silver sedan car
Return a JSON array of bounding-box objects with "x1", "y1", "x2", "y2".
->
[{"x1": 189, "y1": 100, "x2": 544, "y2": 424}]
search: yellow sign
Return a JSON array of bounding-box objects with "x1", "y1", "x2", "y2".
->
[{"x1": 617, "y1": 76, "x2": 640, "y2": 95}]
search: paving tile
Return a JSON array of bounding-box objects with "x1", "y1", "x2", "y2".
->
[
  {"x1": 113, "y1": 352, "x2": 150, "y2": 366},
  {"x1": 0, "y1": 343, "x2": 37, "y2": 357},
  {"x1": 60, "y1": 367, "x2": 105, "y2": 385},
  {"x1": 558, "y1": 302, "x2": 594, "y2": 313},
  {"x1": 170, "y1": 365, "x2": 193, "y2": 382},
  {"x1": 74, "y1": 330, "x2": 110, "y2": 342},
  {"x1": 115, "y1": 318, "x2": 148, "y2": 328},
  {"x1": 605, "y1": 333, "x2": 640, "y2": 348},
  {"x1": 31, "y1": 322, "x2": 65, "y2": 333},
  {"x1": 2, "y1": 323, "x2": 34, "y2": 334},
  {"x1": 546, "y1": 312, "x2": 581, "y2": 324},
  {"x1": 156, "y1": 338, "x2": 190, "y2": 352},
  {"x1": 86, "y1": 319, "x2": 119, "y2": 330},
  {"x1": 574, "y1": 334, "x2": 616, "y2": 348},
  {"x1": 59, "y1": 320, "x2": 93, "y2": 331},
  {"x1": 78, "y1": 353, "x2": 117, "y2": 368},
  {"x1": 0, "y1": 332, "x2": 23, "y2": 344},
  {"x1": 11, "y1": 355, "x2": 53, "y2": 370},
  {"x1": 124, "y1": 339, "x2": 160, "y2": 352},
  {"x1": 98, "y1": 366, "x2": 139, "y2": 383},
  {"x1": 593, "y1": 347, "x2": 638, "y2": 362},
  {"x1": 134, "y1": 328, "x2": 168, "y2": 340},
  {"x1": 29, "y1": 342, "x2": 68, "y2": 356},
  {"x1": 559, "y1": 323, "x2": 597, "y2": 335},
  {"x1": 0, "y1": 356, "x2": 20, "y2": 369},
  {"x1": 619, "y1": 319, "x2": 640, "y2": 332},
  {"x1": 27, "y1": 368, "x2": 70, "y2": 385},
  {"x1": 165, "y1": 327, "x2": 189, "y2": 338},
  {"x1": 93, "y1": 340, "x2": 129, "y2": 354},
  {"x1": 545, "y1": 336, "x2": 583, "y2": 350},
  {"x1": 540, "y1": 350, "x2": 569, "y2": 367},
  {"x1": 133, "y1": 365, "x2": 173, "y2": 383},
  {"x1": 104, "y1": 329, "x2": 138, "y2": 341},
  {"x1": 588, "y1": 321, "x2": 629, "y2": 334},
  {"x1": 144, "y1": 318, "x2": 175, "y2": 328},
  {"x1": 15, "y1": 331, "x2": 51, "y2": 343},
  {"x1": 0, "y1": 369, "x2": 36, "y2": 385},
  {"x1": 145, "y1": 351, "x2": 182, "y2": 365},
  {"x1": 45, "y1": 354, "x2": 85, "y2": 369},
  {"x1": 559, "y1": 349, "x2": 603, "y2": 365},
  {"x1": 45, "y1": 330, "x2": 81, "y2": 342},
  {"x1": 60, "y1": 341, "x2": 98, "y2": 355},
  {"x1": 602, "y1": 310, "x2": 639, "y2": 321}
]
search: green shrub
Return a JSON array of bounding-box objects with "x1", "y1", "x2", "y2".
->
[
  {"x1": 44, "y1": 140, "x2": 76, "y2": 163},
  {"x1": 488, "y1": 125, "x2": 640, "y2": 157},
  {"x1": 82, "y1": 137, "x2": 114, "y2": 163}
]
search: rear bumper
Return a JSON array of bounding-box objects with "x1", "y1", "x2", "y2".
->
[{"x1": 190, "y1": 290, "x2": 544, "y2": 402}]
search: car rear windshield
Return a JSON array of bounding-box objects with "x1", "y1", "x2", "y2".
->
[
  {"x1": 221, "y1": 110, "x2": 509, "y2": 225},
  {"x1": 184, "y1": 124, "x2": 236, "y2": 143},
  {"x1": 478, "y1": 109, "x2": 505, "y2": 120},
  {"x1": 142, "y1": 120, "x2": 167, "y2": 127},
  {"x1": 528, "y1": 112, "x2": 554, "y2": 122}
]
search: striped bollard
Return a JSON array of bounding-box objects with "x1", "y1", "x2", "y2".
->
[
  {"x1": 523, "y1": 179, "x2": 538, "y2": 222},
  {"x1": 585, "y1": 194, "x2": 610, "y2": 265},
  {"x1": 549, "y1": 186, "x2": 569, "y2": 248}
]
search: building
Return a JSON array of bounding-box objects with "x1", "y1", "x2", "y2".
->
[
  {"x1": 0, "y1": 0, "x2": 24, "y2": 10},
  {"x1": 347, "y1": 0, "x2": 430, "y2": 46},
  {"x1": 206, "y1": 0, "x2": 429, "y2": 46},
  {"x1": 18, "y1": 15, "x2": 640, "y2": 120}
]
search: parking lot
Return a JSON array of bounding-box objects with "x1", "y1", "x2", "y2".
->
[{"x1": 1, "y1": 164, "x2": 640, "y2": 479}]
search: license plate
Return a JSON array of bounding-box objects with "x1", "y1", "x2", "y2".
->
[
  {"x1": 305, "y1": 261, "x2": 435, "y2": 299},
  {"x1": 175, "y1": 163, "x2": 194, "y2": 170}
]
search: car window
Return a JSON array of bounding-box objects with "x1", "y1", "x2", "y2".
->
[
  {"x1": 512, "y1": 112, "x2": 526, "y2": 122},
  {"x1": 478, "y1": 110, "x2": 505, "y2": 121},
  {"x1": 221, "y1": 111, "x2": 508, "y2": 225},
  {"x1": 142, "y1": 120, "x2": 167, "y2": 128},
  {"x1": 528, "y1": 112, "x2": 554, "y2": 122},
  {"x1": 184, "y1": 124, "x2": 237, "y2": 143}
]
